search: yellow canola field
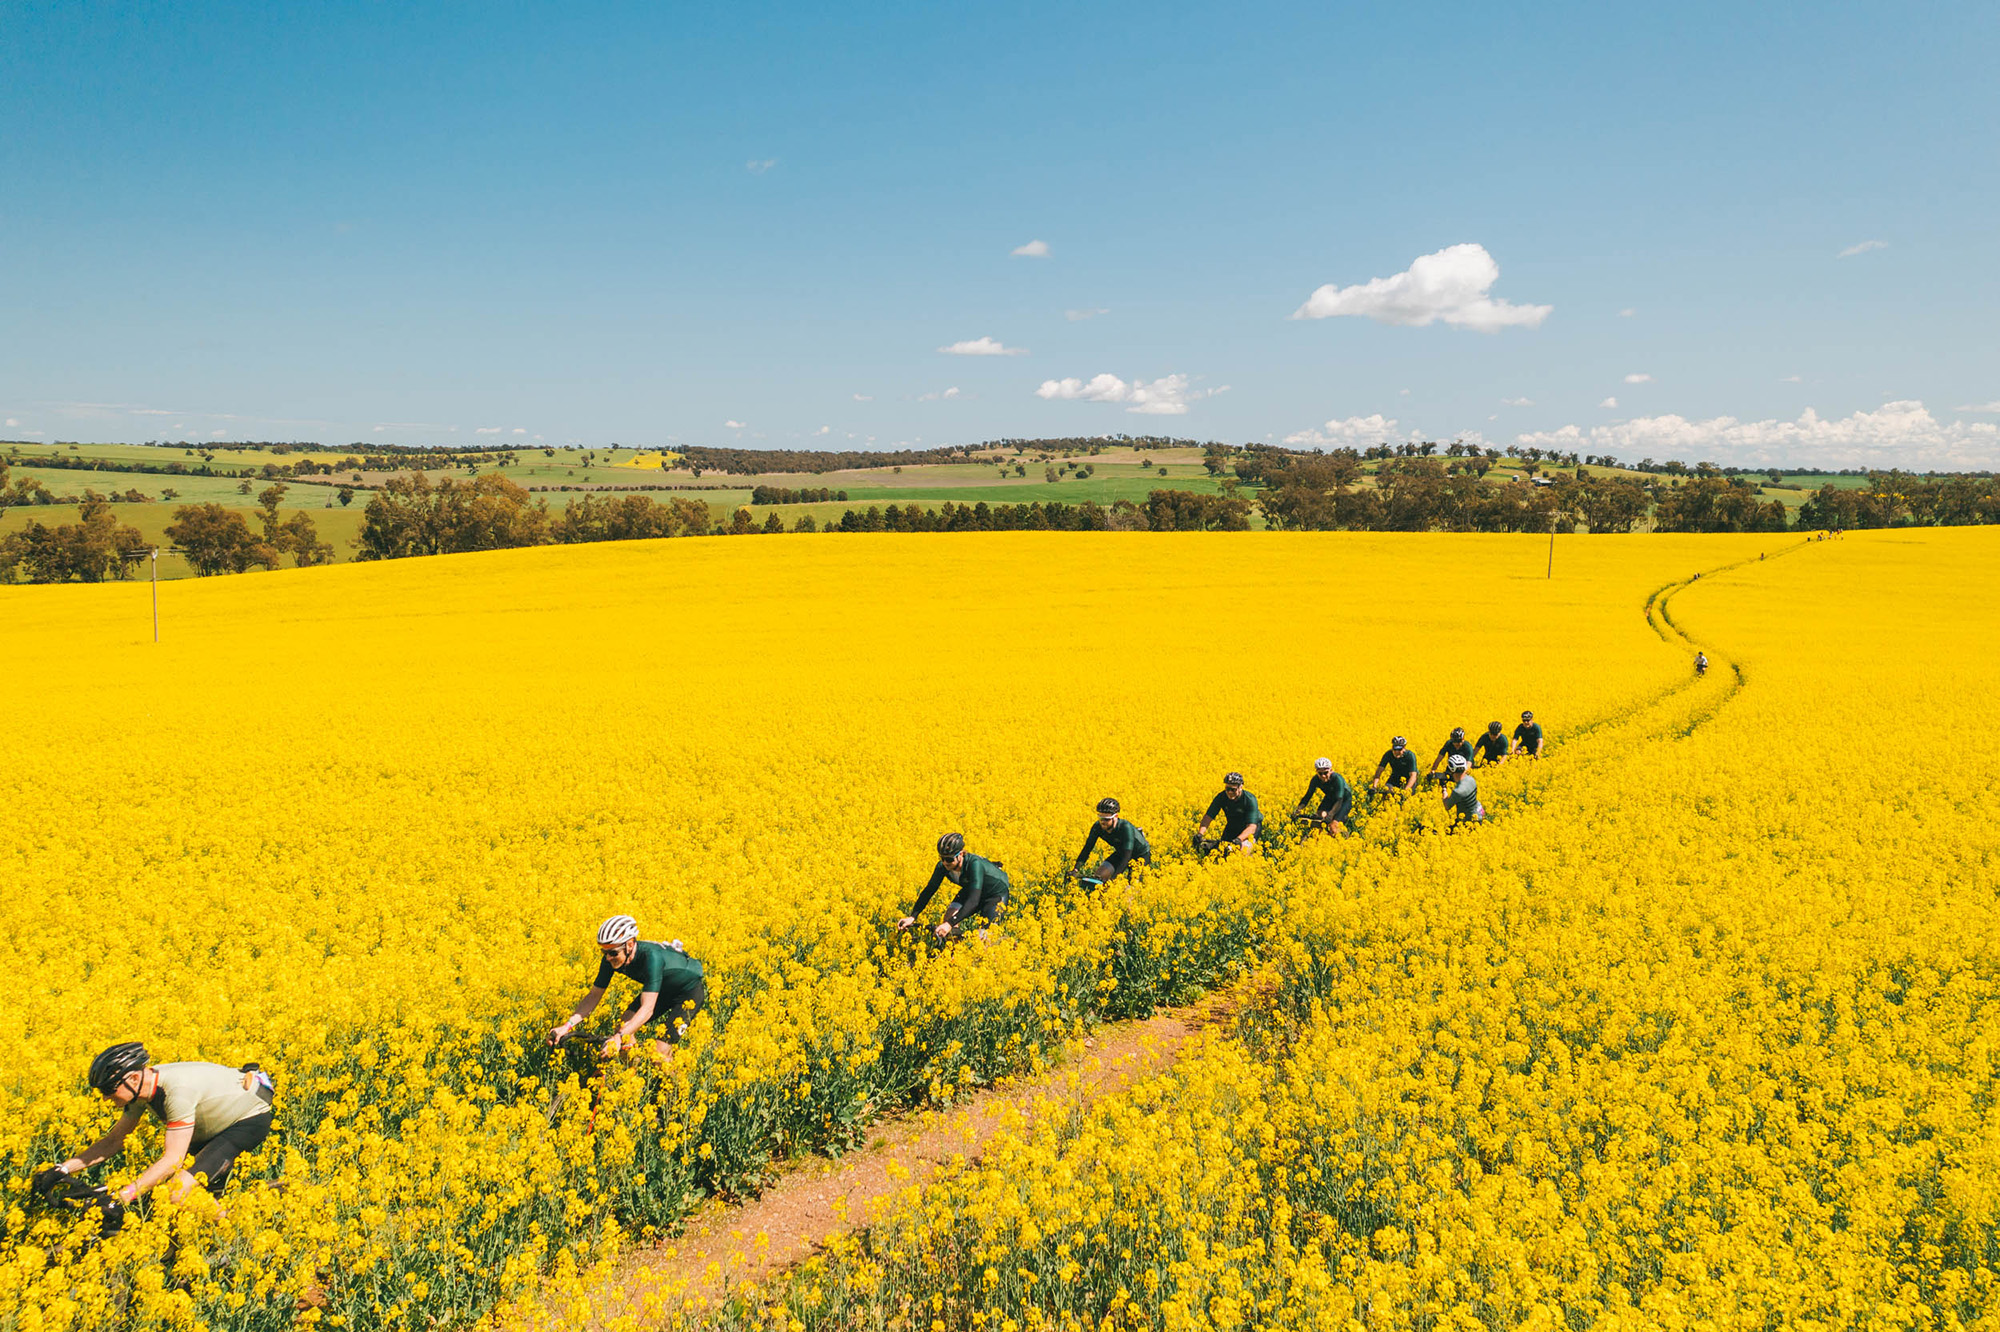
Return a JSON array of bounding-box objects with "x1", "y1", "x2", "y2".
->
[
  {"x1": 0, "y1": 528, "x2": 1899, "y2": 1332},
  {"x1": 739, "y1": 530, "x2": 2000, "y2": 1332}
]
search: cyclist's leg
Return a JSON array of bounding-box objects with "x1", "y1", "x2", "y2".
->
[{"x1": 186, "y1": 1114, "x2": 273, "y2": 1197}]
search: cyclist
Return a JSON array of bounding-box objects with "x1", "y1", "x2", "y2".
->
[
  {"x1": 1441, "y1": 755, "x2": 1486, "y2": 828},
  {"x1": 1511, "y1": 711, "x2": 1545, "y2": 759},
  {"x1": 550, "y1": 915, "x2": 707, "y2": 1057},
  {"x1": 1194, "y1": 772, "x2": 1261, "y2": 852},
  {"x1": 1694, "y1": 651, "x2": 1709, "y2": 677},
  {"x1": 1426, "y1": 727, "x2": 1477, "y2": 786},
  {"x1": 1473, "y1": 721, "x2": 1510, "y2": 767},
  {"x1": 901, "y1": 833, "x2": 1010, "y2": 939},
  {"x1": 1368, "y1": 737, "x2": 1420, "y2": 795},
  {"x1": 35, "y1": 1043, "x2": 275, "y2": 1210},
  {"x1": 1294, "y1": 757, "x2": 1354, "y2": 836},
  {"x1": 1074, "y1": 798, "x2": 1151, "y2": 883}
]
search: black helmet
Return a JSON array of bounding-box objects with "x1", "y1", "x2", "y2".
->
[
  {"x1": 1095, "y1": 797, "x2": 1120, "y2": 815},
  {"x1": 1521, "y1": 710, "x2": 1534, "y2": 720},
  {"x1": 936, "y1": 832, "x2": 965, "y2": 859},
  {"x1": 1450, "y1": 727, "x2": 1465, "y2": 741},
  {"x1": 88, "y1": 1043, "x2": 149, "y2": 1095},
  {"x1": 1223, "y1": 771, "x2": 1244, "y2": 787},
  {"x1": 1487, "y1": 721, "x2": 1503, "y2": 733},
  {"x1": 1391, "y1": 736, "x2": 1406, "y2": 748}
]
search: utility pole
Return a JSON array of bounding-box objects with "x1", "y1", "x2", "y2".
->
[
  {"x1": 1546, "y1": 511, "x2": 1557, "y2": 579},
  {"x1": 150, "y1": 547, "x2": 159, "y2": 641}
]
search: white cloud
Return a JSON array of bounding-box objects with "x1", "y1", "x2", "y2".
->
[
  {"x1": 1513, "y1": 400, "x2": 2000, "y2": 469},
  {"x1": 1600, "y1": 397, "x2": 1619, "y2": 409},
  {"x1": 725, "y1": 420, "x2": 746, "y2": 429},
  {"x1": 1065, "y1": 308, "x2": 1108, "y2": 322},
  {"x1": 210, "y1": 430, "x2": 226, "y2": 439},
  {"x1": 476, "y1": 426, "x2": 502, "y2": 434},
  {"x1": 1618, "y1": 308, "x2": 1636, "y2": 318},
  {"x1": 1780, "y1": 375, "x2": 1803, "y2": 383},
  {"x1": 1034, "y1": 372, "x2": 1217, "y2": 416},
  {"x1": 1955, "y1": 401, "x2": 2000, "y2": 413},
  {"x1": 1838, "y1": 239, "x2": 1888, "y2": 258},
  {"x1": 4, "y1": 418, "x2": 16, "y2": 427},
  {"x1": 939, "y1": 336, "x2": 1027, "y2": 357},
  {"x1": 1398, "y1": 388, "x2": 1411, "y2": 396},
  {"x1": 1624, "y1": 373, "x2": 1654, "y2": 384},
  {"x1": 1011, "y1": 239, "x2": 1050, "y2": 258},
  {"x1": 1291, "y1": 243, "x2": 1550, "y2": 332},
  {"x1": 916, "y1": 387, "x2": 962, "y2": 402},
  {"x1": 512, "y1": 428, "x2": 526, "y2": 435},
  {"x1": 813, "y1": 425, "x2": 830, "y2": 435},
  {"x1": 852, "y1": 394, "x2": 872, "y2": 402},
  {"x1": 1282, "y1": 414, "x2": 1403, "y2": 447},
  {"x1": 1501, "y1": 397, "x2": 1534, "y2": 407},
  {"x1": 746, "y1": 158, "x2": 777, "y2": 174}
]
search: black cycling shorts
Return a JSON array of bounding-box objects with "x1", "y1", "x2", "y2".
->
[
  {"x1": 189, "y1": 1113, "x2": 273, "y2": 1196},
  {"x1": 627, "y1": 980, "x2": 709, "y2": 1044}
]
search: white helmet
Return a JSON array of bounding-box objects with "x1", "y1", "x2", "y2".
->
[
  {"x1": 1314, "y1": 757, "x2": 1332, "y2": 772},
  {"x1": 1446, "y1": 755, "x2": 1469, "y2": 772},
  {"x1": 597, "y1": 914, "x2": 639, "y2": 946}
]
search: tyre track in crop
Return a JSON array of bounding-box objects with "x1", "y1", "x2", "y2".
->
[{"x1": 532, "y1": 981, "x2": 1257, "y2": 1328}]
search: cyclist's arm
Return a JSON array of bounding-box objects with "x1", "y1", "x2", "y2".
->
[
  {"x1": 64, "y1": 1104, "x2": 144, "y2": 1173},
  {"x1": 1426, "y1": 751, "x2": 1445, "y2": 775},
  {"x1": 1238, "y1": 822, "x2": 1259, "y2": 844},
  {"x1": 1075, "y1": 825, "x2": 1102, "y2": 868},
  {"x1": 1196, "y1": 793, "x2": 1225, "y2": 834},
  {"x1": 904, "y1": 863, "x2": 948, "y2": 923},
  {"x1": 552, "y1": 985, "x2": 607, "y2": 1042},
  {"x1": 1368, "y1": 762, "x2": 1388, "y2": 787},
  {"x1": 614, "y1": 991, "x2": 659, "y2": 1040},
  {"x1": 119, "y1": 1121, "x2": 195, "y2": 1203}
]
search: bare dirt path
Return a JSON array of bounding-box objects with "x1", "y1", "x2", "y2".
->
[{"x1": 573, "y1": 983, "x2": 1251, "y2": 1323}]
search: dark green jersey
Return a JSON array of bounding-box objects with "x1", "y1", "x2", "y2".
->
[
  {"x1": 1513, "y1": 722, "x2": 1545, "y2": 752},
  {"x1": 594, "y1": 939, "x2": 705, "y2": 1002},
  {"x1": 913, "y1": 852, "x2": 1011, "y2": 923},
  {"x1": 1436, "y1": 738, "x2": 1475, "y2": 765},
  {"x1": 1301, "y1": 772, "x2": 1353, "y2": 811},
  {"x1": 1379, "y1": 748, "x2": 1419, "y2": 782},
  {"x1": 1474, "y1": 731, "x2": 1509, "y2": 762},
  {"x1": 1203, "y1": 790, "x2": 1262, "y2": 837},
  {"x1": 1077, "y1": 818, "x2": 1151, "y2": 868}
]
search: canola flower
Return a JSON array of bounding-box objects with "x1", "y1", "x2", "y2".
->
[
  {"x1": 699, "y1": 529, "x2": 2000, "y2": 1332},
  {"x1": 0, "y1": 530, "x2": 1834, "y2": 1331}
]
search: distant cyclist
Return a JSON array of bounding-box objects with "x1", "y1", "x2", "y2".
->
[
  {"x1": 1074, "y1": 798, "x2": 1151, "y2": 883},
  {"x1": 1511, "y1": 711, "x2": 1545, "y2": 759},
  {"x1": 1441, "y1": 755, "x2": 1486, "y2": 828},
  {"x1": 902, "y1": 833, "x2": 1010, "y2": 939},
  {"x1": 1426, "y1": 727, "x2": 1477, "y2": 786},
  {"x1": 551, "y1": 915, "x2": 707, "y2": 1057},
  {"x1": 1694, "y1": 652, "x2": 1709, "y2": 677},
  {"x1": 36, "y1": 1043, "x2": 275, "y2": 1213},
  {"x1": 1294, "y1": 757, "x2": 1354, "y2": 836},
  {"x1": 1194, "y1": 772, "x2": 1261, "y2": 852},
  {"x1": 1473, "y1": 721, "x2": 1510, "y2": 767},
  {"x1": 1369, "y1": 737, "x2": 1420, "y2": 795}
]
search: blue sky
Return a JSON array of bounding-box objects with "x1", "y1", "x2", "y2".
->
[{"x1": 4, "y1": 1, "x2": 1996, "y2": 466}]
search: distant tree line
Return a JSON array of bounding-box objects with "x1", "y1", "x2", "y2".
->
[
  {"x1": 1797, "y1": 473, "x2": 2000, "y2": 528},
  {"x1": 0, "y1": 493, "x2": 149, "y2": 582},
  {"x1": 749, "y1": 486, "x2": 847, "y2": 504},
  {"x1": 1253, "y1": 453, "x2": 1791, "y2": 533},
  {"x1": 821, "y1": 491, "x2": 1252, "y2": 533}
]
